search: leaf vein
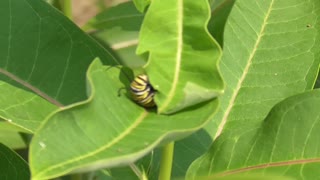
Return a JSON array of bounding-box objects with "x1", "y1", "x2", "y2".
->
[
  {"x1": 158, "y1": 0, "x2": 183, "y2": 112},
  {"x1": 214, "y1": 0, "x2": 275, "y2": 140},
  {"x1": 35, "y1": 111, "x2": 148, "y2": 177}
]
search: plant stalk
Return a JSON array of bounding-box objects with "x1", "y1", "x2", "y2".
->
[
  {"x1": 60, "y1": 0, "x2": 72, "y2": 20},
  {"x1": 158, "y1": 142, "x2": 174, "y2": 180},
  {"x1": 130, "y1": 163, "x2": 143, "y2": 179}
]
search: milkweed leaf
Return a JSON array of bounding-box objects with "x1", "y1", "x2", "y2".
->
[
  {"x1": 188, "y1": 0, "x2": 320, "y2": 178},
  {"x1": 0, "y1": 143, "x2": 30, "y2": 180},
  {"x1": 204, "y1": 0, "x2": 320, "y2": 139},
  {"x1": 188, "y1": 90, "x2": 320, "y2": 179},
  {"x1": 29, "y1": 58, "x2": 219, "y2": 179},
  {"x1": 0, "y1": 0, "x2": 119, "y2": 132},
  {"x1": 137, "y1": 0, "x2": 224, "y2": 114}
]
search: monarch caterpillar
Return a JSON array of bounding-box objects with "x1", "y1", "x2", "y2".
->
[{"x1": 130, "y1": 74, "x2": 156, "y2": 108}]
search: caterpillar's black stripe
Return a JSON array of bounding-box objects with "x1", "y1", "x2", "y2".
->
[
  {"x1": 137, "y1": 76, "x2": 148, "y2": 84},
  {"x1": 130, "y1": 83, "x2": 149, "y2": 93},
  {"x1": 130, "y1": 74, "x2": 155, "y2": 108},
  {"x1": 139, "y1": 91, "x2": 155, "y2": 103},
  {"x1": 132, "y1": 87, "x2": 151, "y2": 96},
  {"x1": 133, "y1": 79, "x2": 144, "y2": 86}
]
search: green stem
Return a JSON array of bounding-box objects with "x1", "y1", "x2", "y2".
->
[
  {"x1": 158, "y1": 142, "x2": 174, "y2": 180},
  {"x1": 60, "y1": 0, "x2": 72, "y2": 20},
  {"x1": 130, "y1": 163, "x2": 142, "y2": 179}
]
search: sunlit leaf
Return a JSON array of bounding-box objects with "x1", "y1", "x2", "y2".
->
[
  {"x1": 137, "y1": 0, "x2": 223, "y2": 114},
  {"x1": 29, "y1": 58, "x2": 219, "y2": 179},
  {"x1": 188, "y1": 89, "x2": 320, "y2": 179},
  {"x1": 188, "y1": 0, "x2": 320, "y2": 178},
  {"x1": 0, "y1": 81, "x2": 57, "y2": 133},
  {"x1": 0, "y1": 0, "x2": 119, "y2": 131},
  {"x1": 203, "y1": 0, "x2": 320, "y2": 139}
]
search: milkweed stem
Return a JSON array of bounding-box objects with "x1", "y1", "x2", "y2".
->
[
  {"x1": 158, "y1": 142, "x2": 174, "y2": 180},
  {"x1": 60, "y1": 0, "x2": 72, "y2": 21}
]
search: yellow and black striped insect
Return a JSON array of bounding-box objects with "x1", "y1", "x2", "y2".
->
[{"x1": 130, "y1": 74, "x2": 156, "y2": 108}]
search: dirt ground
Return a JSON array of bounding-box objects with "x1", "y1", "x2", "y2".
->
[{"x1": 72, "y1": 0, "x2": 128, "y2": 26}]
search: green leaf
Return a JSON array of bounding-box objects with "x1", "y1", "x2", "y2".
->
[
  {"x1": 0, "y1": 0, "x2": 119, "y2": 104},
  {"x1": 0, "y1": 0, "x2": 119, "y2": 131},
  {"x1": 171, "y1": 130, "x2": 212, "y2": 178},
  {"x1": 0, "y1": 143, "x2": 30, "y2": 180},
  {"x1": 29, "y1": 58, "x2": 219, "y2": 179},
  {"x1": 124, "y1": 130, "x2": 213, "y2": 180},
  {"x1": 143, "y1": 129, "x2": 212, "y2": 180},
  {"x1": 0, "y1": 121, "x2": 26, "y2": 149},
  {"x1": 203, "y1": 0, "x2": 320, "y2": 139},
  {"x1": 132, "y1": 0, "x2": 151, "y2": 13},
  {"x1": 86, "y1": 1, "x2": 146, "y2": 68},
  {"x1": 188, "y1": 89, "x2": 320, "y2": 179},
  {"x1": 0, "y1": 81, "x2": 57, "y2": 133},
  {"x1": 208, "y1": 0, "x2": 235, "y2": 46},
  {"x1": 187, "y1": 0, "x2": 320, "y2": 178},
  {"x1": 137, "y1": 0, "x2": 224, "y2": 114}
]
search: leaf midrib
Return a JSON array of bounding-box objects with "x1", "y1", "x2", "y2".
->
[
  {"x1": 112, "y1": 39, "x2": 139, "y2": 50},
  {"x1": 33, "y1": 110, "x2": 148, "y2": 178},
  {"x1": 217, "y1": 158, "x2": 320, "y2": 176},
  {"x1": 158, "y1": 0, "x2": 183, "y2": 113},
  {"x1": 0, "y1": 68, "x2": 63, "y2": 107},
  {"x1": 214, "y1": 0, "x2": 275, "y2": 139}
]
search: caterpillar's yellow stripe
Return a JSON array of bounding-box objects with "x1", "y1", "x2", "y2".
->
[{"x1": 130, "y1": 74, "x2": 155, "y2": 107}]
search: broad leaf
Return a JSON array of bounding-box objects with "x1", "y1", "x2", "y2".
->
[
  {"x1": 0, "y1": 81, "x2": 56, "y2": 133},
  {"x1": 148, "y1": 129, "x2": 213, "y2": 180},
  {"x1": 188, "y1": 89, "x2": 320, "y2": 179},
  {"x1": 0, "y1": 143, "x2": 30, "y2": 180},
  {"x1": 203, "y1": 0, "x2": 320, "y2": 138},
  {"x1": 188, "y1": 0, "x2": 320, "y2": 178},
  {"x1": 0, "y1": 121, "x2": 26, "y2": 149},
  {"x1": 0, "y1": 0, "x2": 119, "y2": 131},
  {"x1": 171, "y1": 130, "x2": 212, "y2": 178},
  {"x1": 29, "y1": 59, "x2": 219, "y2": 179},
  {"x1": 137, "y1": 0, "x2": 224, "y2": 114}
]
